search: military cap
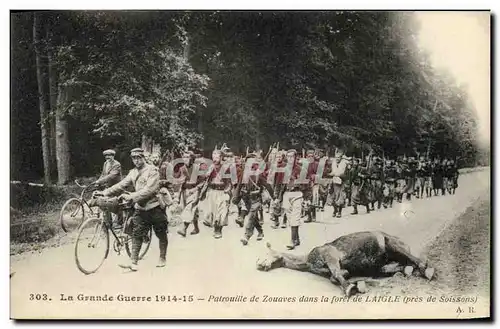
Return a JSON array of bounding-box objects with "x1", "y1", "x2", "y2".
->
[
  {"x1": 287, "y1": 149, "x2": 297, "y2": 155},
  {"x1": 130, "y1": 148, "x2": 145, "y2": 157},
  {"x1": 103, "y1": 149, "x2": 115, "y2": 156},
  {"x1": 306, "y1": 149, "x2": 315, "y2": 155}
]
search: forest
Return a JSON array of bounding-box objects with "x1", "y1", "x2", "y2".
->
[{"x1": 11, "y1": 11, "x2": 485, "y2": 184}]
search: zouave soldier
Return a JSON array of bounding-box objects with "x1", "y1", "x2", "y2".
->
[
  {"x1": 233, "y1": 152, "x2": 274, "y2": 246},
  {"x1": 403, "y1": 157, "x2": 417, "y2": 201},
  {"x1": 414, "y1": 156, "x2": 426, "y2": 199},
  {"x1": 432, "y1": 158, "x2": 444, "y2": 196},
  {"x1": 202, "y1": 147, "x2": 234, "y2": 239},
  {"x1": 316, "y1": 149, "x2": 330, "y2": 210},
  {"x1": 368, "y1": 156, "x2": 384, "y2": 211},
  {"x1": 421, "y1": 157, "x2": 434, "y2": 198},
  {"x1": 175, "y1": 150, "x2": 207, "y2": 238},
  {"x1": 444, "y1": 159, "x2": 459, "y2": 195},
  {"x1": 394, "y1": 158, "x2": 406, "y2": 203},
  {"x1": 328, "y1": 149, "x2": 348, "y2": 218},
  {"x1": 382, "y1": 159, "x2": 397, "y2": 208},
  {"x1": 269, "y1": 149, "x2": 288, "y2": 229},
  {"x1": 273, "y1": 149, "x2": 310, "y2": 250},
  {"x1": 350, "y1": 157, "x2": 371, "y2": 215},
  {"x1": 304, "y1": 149, "x2": 318, "y2": 222}
]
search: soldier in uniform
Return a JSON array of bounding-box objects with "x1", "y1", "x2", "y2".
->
[
  {"x1": 450, "y1": 159, "x2": 459, "y2": 194},
  {"x1": 234, "y1": 155, "x2": 247, "y2": 227},
  {"x1": 233, "y1": 152, "x2": 274, "y2": 246},
  {"x1": 394, "y1": 158, "x2": 406, "y2": 203},
  {"x1": 422, "y1": 157, "x2": 434, "y2": 198},
  {"x1": 175, "y1": 150, "x2": 207, "y2": 238},
  {"x1": 274, "y1": 149, "x2": 310, "y2": 250},
  {"x1": 368, "y1": 156, "x2": 384, "y2": 210},
  {"x1": 350, "y1": 158, "x2": 371, "y2": 215},
  {"x1": 383, "y1": 159, "x2": 397, "y2": 208},
  {"x1": 316, "y1": 149, "x2": 330, "y2": 211},
  {"x1": 328, "y1": 149, "x2": 348, "y2": 218},
  {"x1": 304, "y1": 150, "x2": 318, "y2": 222},
  {"x1": 202, "y1": 147, "x2": 233, "y2": 239},
  {"x1": 98, "y1": 148, "x2": 168, "y2": 271},
  {"x1": 414, "y1": 156, "x2": 426, "y2": 199},
  {"x1": 344, "y1": 156, "x2": 358, "y2": 209},
  {"x1": 445, "y1": 159, "x2": 459, "y2": 195},
  {"x1": 94, "y1": 149, "x2": 123, "y2": 229},
  {"x1": 343, "y1": 156, "x2": 353, "y2": 207},
  {"x1": 158, "y1": 152, "x2": 178, "y2": 225},
  {"x1": 95, "y1": 149, "x2": 122, "y2": 188},
  {"x1": 432, "y1": 158, "x2": 444, "y2": 196},
  {"x1": 269, "y1": 149, "x2": 288, "y2": 229},
  {"x1": 403, "y1": 157, "x2": 417, "y2": 201}
]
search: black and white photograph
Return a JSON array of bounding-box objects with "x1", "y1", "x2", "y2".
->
[{"x1": 9, "y1": 9, "x2": 490, "y2": 319}]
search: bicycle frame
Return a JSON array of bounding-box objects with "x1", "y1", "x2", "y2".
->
[
  {"x1": 106, "y1": 206, "x2": 134, "y2": 254},
  {"x1": 75, "y1": 180, "x2": 101, "y2": 217}
]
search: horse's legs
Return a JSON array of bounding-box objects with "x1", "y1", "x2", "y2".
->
[
  {"x1": 322, "y1": 252, "x2": 357, "y2": 296},
  {"x1": 384, "y1": 234, "x2": 434, "y2": 280},
  {"x1": 380, "y1": 262, "x2": 405, "y2": 274}
]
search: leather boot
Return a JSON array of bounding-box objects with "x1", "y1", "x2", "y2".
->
[
  {"x1": 190, "y1": 219, "x2": 200, "y2": 235},
  {"x1": 271, "y1": 216, "x2": 279, "y2": 229},
  {"x1": 281, "y1": 215, "x2": 287, "y2": 228},
  {"x1": 286, "y1": 226, "x2": 300, "y2": 250},
  {"x1": 336, "y1": 207, "x2": 342, "y2": 218},
  {"x1": 236, "y1": 209, "x2": 247, "y2": 227},
  {"x1": 177, "y1": 222, "x2": 189, "y2": 237},
  {"x1": 351, "y1": 205, "x2": 358, "y2": 215},
  {"x1": 240, "y1": 235, "x2": 249, "y2": 246},
  {"x1": 213, "y1": 221, "x2": 222, "y2": 239}
]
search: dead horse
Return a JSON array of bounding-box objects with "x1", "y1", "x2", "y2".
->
[{"x1": 256, "y1": 231, "x2": 435, "y2": 297}]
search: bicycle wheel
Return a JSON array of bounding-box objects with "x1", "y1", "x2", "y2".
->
[
  {"x1": 60, "y1": 198, "x2": 86, "y2": 233},
  {"x1": 74, "y1": 217, "x2": 109, "y2": 275},
  {"x1": 125, "y1": 227, "x2": 153, "y2": 261}
]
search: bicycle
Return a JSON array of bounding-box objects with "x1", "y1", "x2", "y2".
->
[
  {"x1": 74, "y1": 195, "x2": 153, "y2": 275},
  {"x1": 59, "y1": 180, "x2": 101, "y2": 233}
]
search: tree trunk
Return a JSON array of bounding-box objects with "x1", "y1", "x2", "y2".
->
[
  {"x1": 46, "y1": 25, "x2": 58, "y2": 180},
  {"x1": 55, "y1": 79, "x2": 71, "y2": 185},
  {"x1": 141, "y1": 135, "x2": 154, "y2": 153},
  {"x1": 33, "y1": 13, "x2": 51, "y2": 185}
]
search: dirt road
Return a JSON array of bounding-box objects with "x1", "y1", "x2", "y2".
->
[{"x1": 10, "y1": 169, "x2": 490, "y2": 319}]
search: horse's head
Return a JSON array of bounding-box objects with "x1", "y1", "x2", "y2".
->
[{"x1": 256, "y1": 242, "x2": 284, "y2": 271}]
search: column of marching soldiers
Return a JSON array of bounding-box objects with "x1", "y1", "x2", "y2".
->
[{"x1": 149, "y1": 143, "x2": 460, "y2": 251}]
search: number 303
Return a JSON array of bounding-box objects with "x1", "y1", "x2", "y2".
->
[{"x1": 30, "y1": 294, "x2": 48, "y2": 301}]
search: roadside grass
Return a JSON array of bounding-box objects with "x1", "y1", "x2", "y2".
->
[{"x1": 370, "y1": 191, "x2": 490, "y2": 297}]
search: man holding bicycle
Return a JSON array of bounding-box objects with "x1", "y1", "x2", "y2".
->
[
  {"x1": 94, "y1": 149, "x2": 123, "y2": 229},
  {"x1": 96, "y1": 148, "x2": 168, "y2": 271}
]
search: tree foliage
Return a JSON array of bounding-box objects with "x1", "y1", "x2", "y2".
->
[{"x1": 11, "y1": 11, "x2": 486, "y2": 181}]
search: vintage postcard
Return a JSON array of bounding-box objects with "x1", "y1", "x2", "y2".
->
[{"x1": 10, "y1": 9, "x2": 491, "y2": 320}]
